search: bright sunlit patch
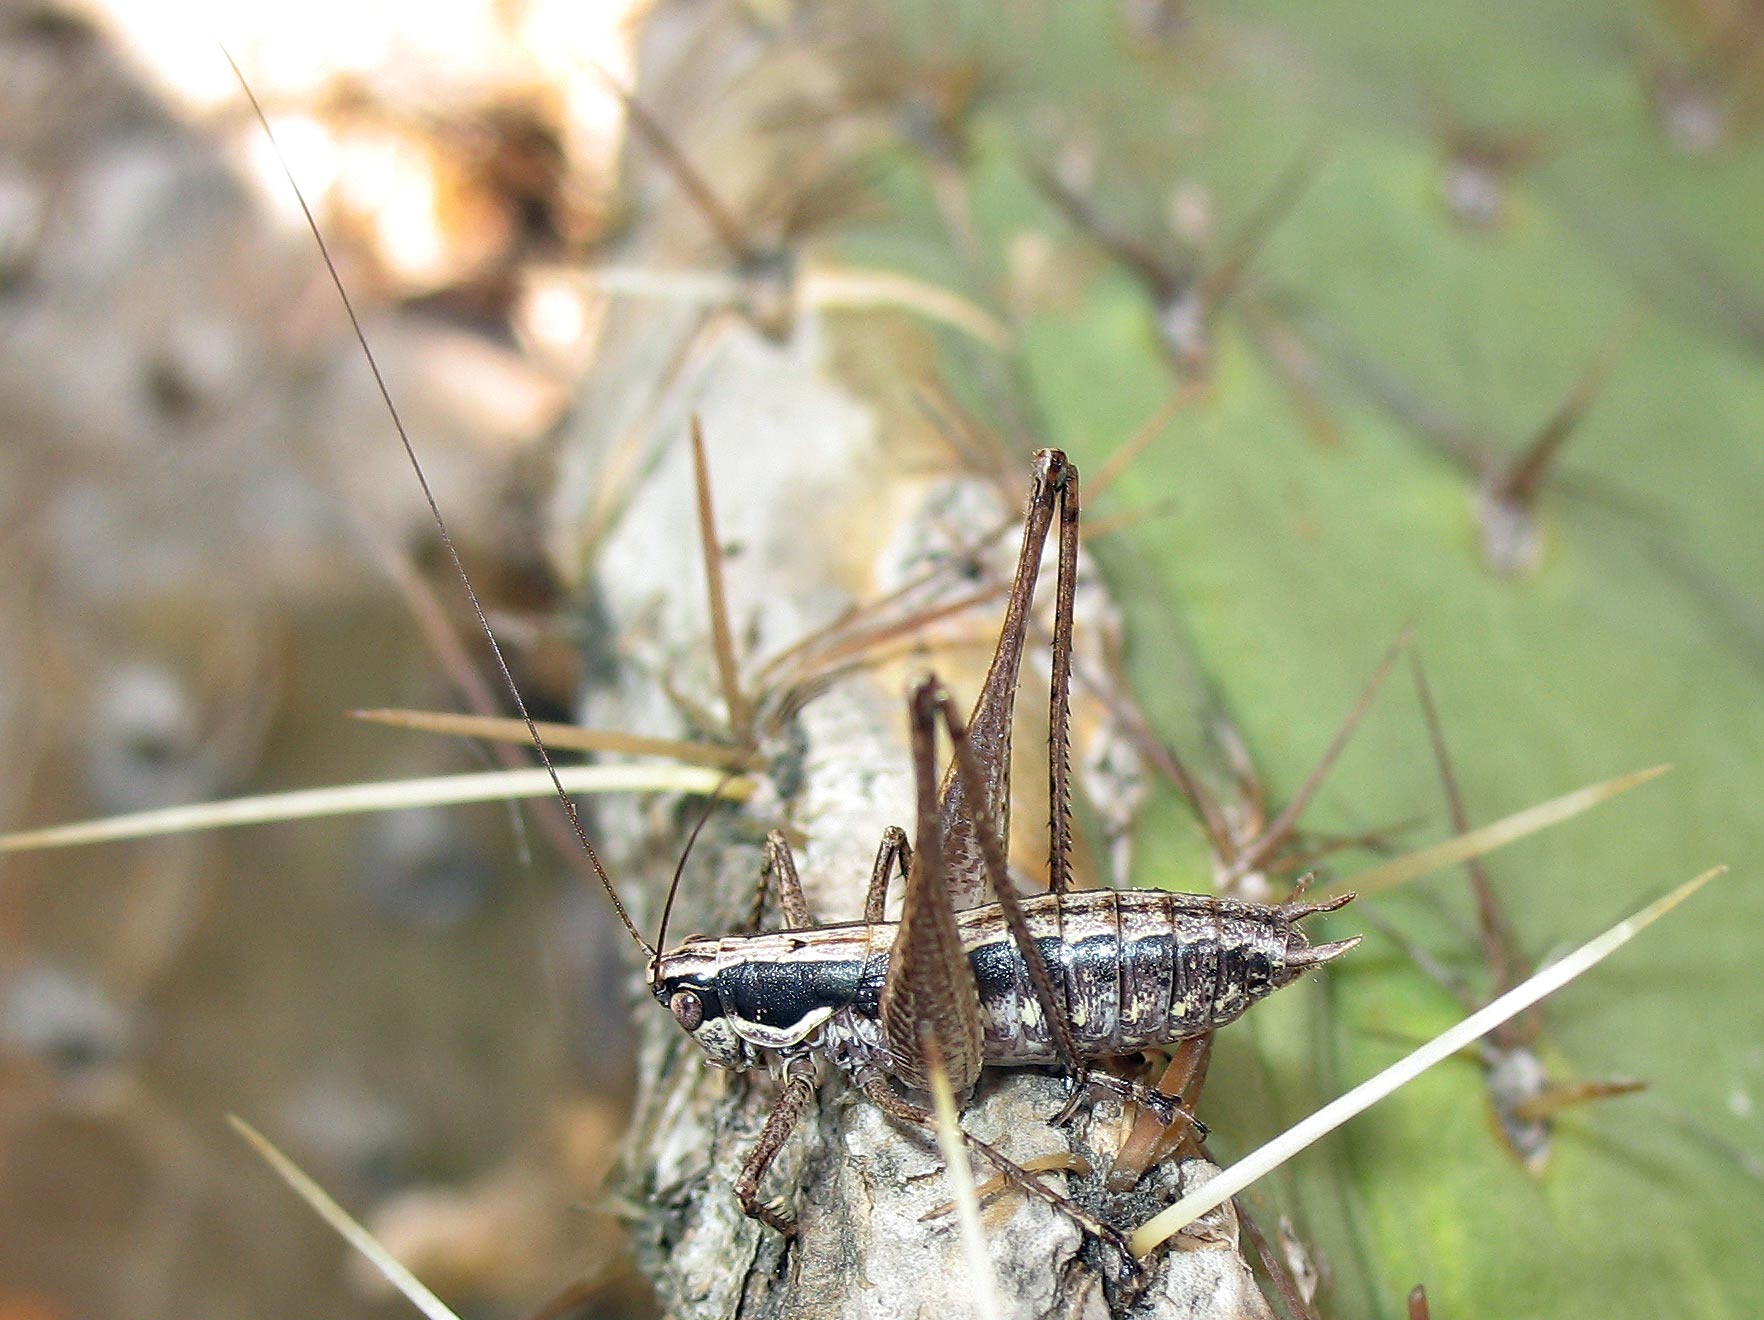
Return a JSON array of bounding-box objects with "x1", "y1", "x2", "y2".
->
[
  {"x1": 1323, "y1": 763, "x2": 1672, "y2": 901},
  {"x1": 521, "y1": 0, "x2": 636, "y2": 141},
  {"x1": 517, "y1": 270, "x2": 606, "y2": 371},
  {"x1": 240, "y1": 112, "x2": 341, "y2": 229},
  {"x1": 78, "y1": 0, "x2": 646, "y2": 303},
  {"x1": 80, "y1": 0, "x2": 234, "y2": 108},
  {"x1": 334, "y1": 128, "x2": 448, "y2": 286},
  {"x1": 85, "y1": 0, "x2": 458, "y2": 109}
]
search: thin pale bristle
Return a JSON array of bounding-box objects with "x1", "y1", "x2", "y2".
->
[
  {"x1": 351, "y1": 707, "x2": 762, "y2": 771},
  {"x1": 1324, "y1": 763, "x2": 1672, "y2": 901},
  {"x1": 924, "y1": 1044, "x2": 1003, "y2": 1320},
  {"x1": 587, "y1": 263, "x2": 1011, "y2": 344},
  {"x1": 0, "y1": 764, "x2": 752, "y2": 853},
  {"x1": 229, "y1": 1115, "x2": 462, "y2": 1320},
  {"x1": 801, "y1": 264, "x2": 1009, "y2": 345},
  {"x1": 1129, "y1": 865, "x2": 1725, "y2": 1257}
]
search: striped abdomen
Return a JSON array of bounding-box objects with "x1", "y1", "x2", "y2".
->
[
  {"x1": 959, "y1": 889, "x2": 1354, "y2": 1063},
  {"x1": 650, "y1": 888, "x2": 1354, "y2": 1075}
]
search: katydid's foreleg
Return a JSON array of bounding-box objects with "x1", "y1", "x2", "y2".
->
[
  {"x1": 863, "y1": 825, "x2": 911, "y2": 924},
  {"x1": 735, "y1": 1055, "x2": 817, "y2": 1234}
]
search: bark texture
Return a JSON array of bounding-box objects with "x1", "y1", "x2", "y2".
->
[
  {"x1": 538, "y1": 15, "x2": 1286, "y2": 1310},
  {"x1": 553, "y1": 300, "x2": 1275, "y2": 1317}
]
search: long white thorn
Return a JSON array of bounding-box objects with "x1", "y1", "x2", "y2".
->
[
  {"x1": 1325, "y1": 763, "x2": 1672, "y2": 900},
  {"x1": 1130, "y1": 865, "x2": 1726, "y2": 1257},
  {"x1": 926, "y1": 1051, "x2": 1003, "y2": 1320},
  {"x1": 0, "y1": 765, "x2": 752, "y2": 852},
  {"x1": 230, "y1": 1116, "x2": 462, "y2": 1320}
]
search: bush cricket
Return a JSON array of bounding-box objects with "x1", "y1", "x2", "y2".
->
[
  {"x1": 235, "y1": 69, "x2": 1360, "y2": 1283},
  {"x1": 641, "y1": 447, "x2": 1359, "y2": 1273}
]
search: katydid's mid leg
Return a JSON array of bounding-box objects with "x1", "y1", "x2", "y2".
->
[
  {"x1": 759, "y1": 829, "x2": 816, "y2": 930},
  {"x1": 864, "y1": 825, "x2": 911, "y2": 923}
]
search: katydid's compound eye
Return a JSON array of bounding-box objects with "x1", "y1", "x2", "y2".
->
[{"x1": 670, "y1": 990, "x2": 705, "y2": 1032}]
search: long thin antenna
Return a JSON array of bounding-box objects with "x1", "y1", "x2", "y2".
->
[
  {"x1": 655, "y1": 773, "x2": 736, "y2": 954},
  {"x1": 224, "y1": 50, "x2": 655, "y2": 957}
]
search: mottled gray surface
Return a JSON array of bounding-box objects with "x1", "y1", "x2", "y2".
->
[{"x1": 561, "y1": 298, "x2": 1276, "y2": 1316}]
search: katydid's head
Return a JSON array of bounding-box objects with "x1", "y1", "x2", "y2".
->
[
  {"x1": 650, "y1": 945, "x2": 748, "y2": 1070},
  {"x1": 648, "y1": 930, "x2": 865, "y2": 1071}
]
